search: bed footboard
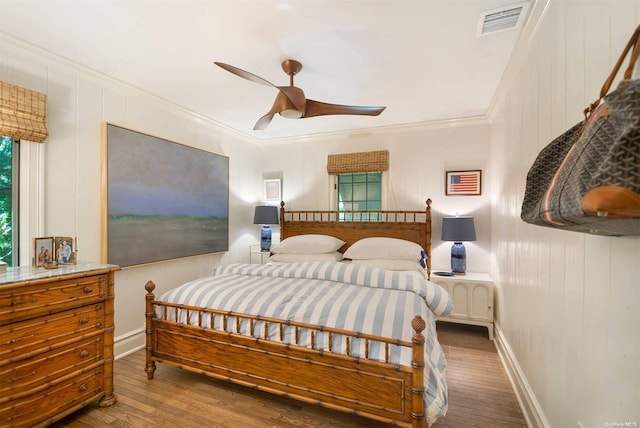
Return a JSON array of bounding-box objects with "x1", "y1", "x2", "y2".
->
[{"x1": 145, "y1": 280, "x2": 427, "y2": 428}]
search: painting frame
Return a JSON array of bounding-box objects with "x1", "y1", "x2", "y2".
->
[
  {"x1": 263, "y1": 179, "x2": 281, "y2": 202},
  {"x1": 101, "y1": 123, "x2": 229, "y2": 267},
  {"x1": 33, "y1": 236, "x2": 54, "y2": 266},
  {"x1": 445, "y1": 170, "x2": 482, "y2": 196}
]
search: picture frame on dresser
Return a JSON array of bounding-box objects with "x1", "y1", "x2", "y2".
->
[
  {"x1": 33, "y1": 236, "x2": 54, "y2": 266},
  {"x1": 54, "y1": 236, "x2": 77, "y2": 264}
]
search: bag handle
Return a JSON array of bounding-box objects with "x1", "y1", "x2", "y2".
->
[{"x1": 584, "y1": 25, "x2": 640, "y2": 120}]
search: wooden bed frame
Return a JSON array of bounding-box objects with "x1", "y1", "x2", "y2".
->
[{"x1": 144, "y1": 199, "x2": 434, "y2": 427}]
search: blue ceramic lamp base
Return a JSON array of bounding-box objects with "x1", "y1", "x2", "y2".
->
[
  {"x1": 450, "y1": 242, "x2": 466, "y2": 274},
  {"x1": 260, "y1": 226, "x2": 272, "y2": 251}
]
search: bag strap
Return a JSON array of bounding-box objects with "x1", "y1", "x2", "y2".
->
[
  {"x1": 623, "y1": 27, "x2": 640, "y2": 80},
  {"x1": 584, "y1": 24, "x2": 640, "y2": 120}
]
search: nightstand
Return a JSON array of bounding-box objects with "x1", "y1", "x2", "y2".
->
[
  {"x1": 430, "y1": 271, "x2": 494, "y2": 339},
  {"x1": 250, "y1": 245, "x2": 270, "y2": 264}
]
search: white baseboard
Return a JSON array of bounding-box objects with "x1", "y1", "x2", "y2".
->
[
  {"x1": 114, "y1": 327, "x2": 145, "y2": 361},
  {"x1": 494, "y1": 322, "x2": 550, "y2": 428}
]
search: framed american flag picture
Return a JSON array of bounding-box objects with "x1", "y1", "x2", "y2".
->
[{"x1": 445, "y1": 170, "x2": 482, "y2": 195}]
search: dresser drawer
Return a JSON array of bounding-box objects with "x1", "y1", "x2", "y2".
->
[
  {"x1": 0, "y1": 304, "x2": 105, "y2": 362},
  {"x1": 0, "y1": 368, "x2": 104, "y2": 427},
  {"x1": 0, "y1": 335, "x2": 103, "y2": 401},
  {"x1": 0, "y1": 274, "x2": 107, "y2": 325}
]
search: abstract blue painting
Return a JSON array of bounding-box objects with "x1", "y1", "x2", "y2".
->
[{"x1": 103, "y1": 123, "x2": 229, "y2": 267}]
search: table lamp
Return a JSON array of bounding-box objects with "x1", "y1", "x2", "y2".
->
[
  {"x1": 254, "y1": 205, "x2": 279, "y2": 251},
  {"x1": 441, "y1": 216, "x2": 476, "y2": 275}
]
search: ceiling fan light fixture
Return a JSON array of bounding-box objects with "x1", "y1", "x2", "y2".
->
[{"x1": 280, "y1": 109, "x2": 303, "y2": 119}]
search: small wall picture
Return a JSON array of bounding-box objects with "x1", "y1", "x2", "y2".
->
[
  {"x1": 33, "y1": 237, "x2": 55, "y2": 266},
  {"x1": 263, "y1": 179, "x2": 281, "y2": 202},
  {"x1": 445, "y1": 170, "x2": 482, "y2": 196},
  {"x1": 54, "y1": 236, "x2": 77, "y2": 264}
]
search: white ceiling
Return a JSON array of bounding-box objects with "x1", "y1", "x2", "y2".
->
[{"x1": 1, "y1": 0, "x2": 531, "y2": 141}]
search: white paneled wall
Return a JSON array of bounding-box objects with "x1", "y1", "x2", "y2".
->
[
  {"x1": 489, "y1": 0, "x2": 640, "y2": 426},
  {"x1": 258, "y1": 121, "x2": 493, "y2": 273}
]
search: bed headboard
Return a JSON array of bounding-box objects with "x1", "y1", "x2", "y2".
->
[{"x1": 279, "y1": 199, "x2": 432, "y2": 278}]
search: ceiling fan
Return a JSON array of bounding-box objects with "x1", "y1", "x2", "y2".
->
[{"x1": 214, "y1": 59, "x2": 386, "y2": 130}]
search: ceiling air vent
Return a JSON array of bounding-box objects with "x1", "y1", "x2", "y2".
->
[{"x1": 477, "y1": 2, "x2": 529, "y2": 36}]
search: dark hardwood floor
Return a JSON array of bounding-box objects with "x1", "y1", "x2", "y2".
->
[
  {"x1": 53, "y1": 322, "x2": 527, "y2": 427},
  {"x1": 430, "y1": 323, "x2": 527, "y2": 428}
]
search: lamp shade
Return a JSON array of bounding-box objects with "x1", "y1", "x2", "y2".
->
[
  {"x1": 253, "y1": 206, "x2": 279, "y2": 225},
  {"x1": 441, "y1": 216, "x2": 476, "y2": 242}
]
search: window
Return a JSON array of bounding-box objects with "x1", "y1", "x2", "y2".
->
[
  {"x1": 337, "y1": 172, "x2": 382, "y2": 221},
  {"x1": 0, "y1": 136, "x2": 18, "y2": 266}
]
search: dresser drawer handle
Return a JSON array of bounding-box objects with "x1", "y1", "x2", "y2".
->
[
  {"x1": 80, "y1": 350, "x2": 90, "y2": 358},
  {"x1": 79, "y1": 318, "x2": 90, "y2": 324},
  {"x1": 79, "y1": 383, "x2": 88, "y2": 392},
  {"x1": 83, "y1": 286, "x2": 93, "y2": 293}
]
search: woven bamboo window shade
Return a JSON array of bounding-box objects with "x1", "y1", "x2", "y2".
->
[
  {"x1": 326, "y1": 150, "x2": 388, "y2": 174},
  {"x1": 0, "y1": 81, "x2": 49, "y2": 143}
]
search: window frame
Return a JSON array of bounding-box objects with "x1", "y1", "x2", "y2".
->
[
  {"x1": 11, "y1": 139, "x2": 20, "y2": 266},
  {"x1": 0, "y1": 137, "x2": 18, "y2": 265}
]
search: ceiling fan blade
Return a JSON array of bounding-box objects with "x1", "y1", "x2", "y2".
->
[
  {"x1": 304, "y1": 100, "x2": 386, "y2": 118},
  {"x1": 214, "y1": 62, "x2": 277, "y2": 88},
  {"x1": 254, "y1": 113, "x2": 275, "y2": 130}
]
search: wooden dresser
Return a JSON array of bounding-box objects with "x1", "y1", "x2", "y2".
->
[{"x1": 0, "y1": 262, "x2": 119, "y2": 427}]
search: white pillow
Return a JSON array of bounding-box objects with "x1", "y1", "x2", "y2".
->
[
  {"x1": 343, "y1": 237, "x2": 425, "y2": 261},
  {"x1": 268, "y1": 252, "x2": 344, "y2": 263},
  {"x1": 348, "y1": 258, "x2": 426, "y2": 278},
  {"x1": 270, "y1": 234, "x2": 346, "y2": 254}
]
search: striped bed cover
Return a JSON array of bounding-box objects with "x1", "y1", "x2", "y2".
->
[{"x1": 158, "y1": 261, "x2": 453, "y2": 425}]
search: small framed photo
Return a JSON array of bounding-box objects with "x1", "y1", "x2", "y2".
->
[
  {"x1": 33, "y1": 237, "x2": 55, "y2": 266},
  {"x1": 54, "y1": 236, "x2": 77, "y2": 264},
  {"x1": 445, "y1": 170, "x2": 482, "y2": 196},
  {"x1": 263, "y1": 179, "x2": 281, "y2": 202}
]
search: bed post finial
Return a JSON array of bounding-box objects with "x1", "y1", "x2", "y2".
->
[{"x1": 144, "y1": 280, "x2": 157, "y2": 380}]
